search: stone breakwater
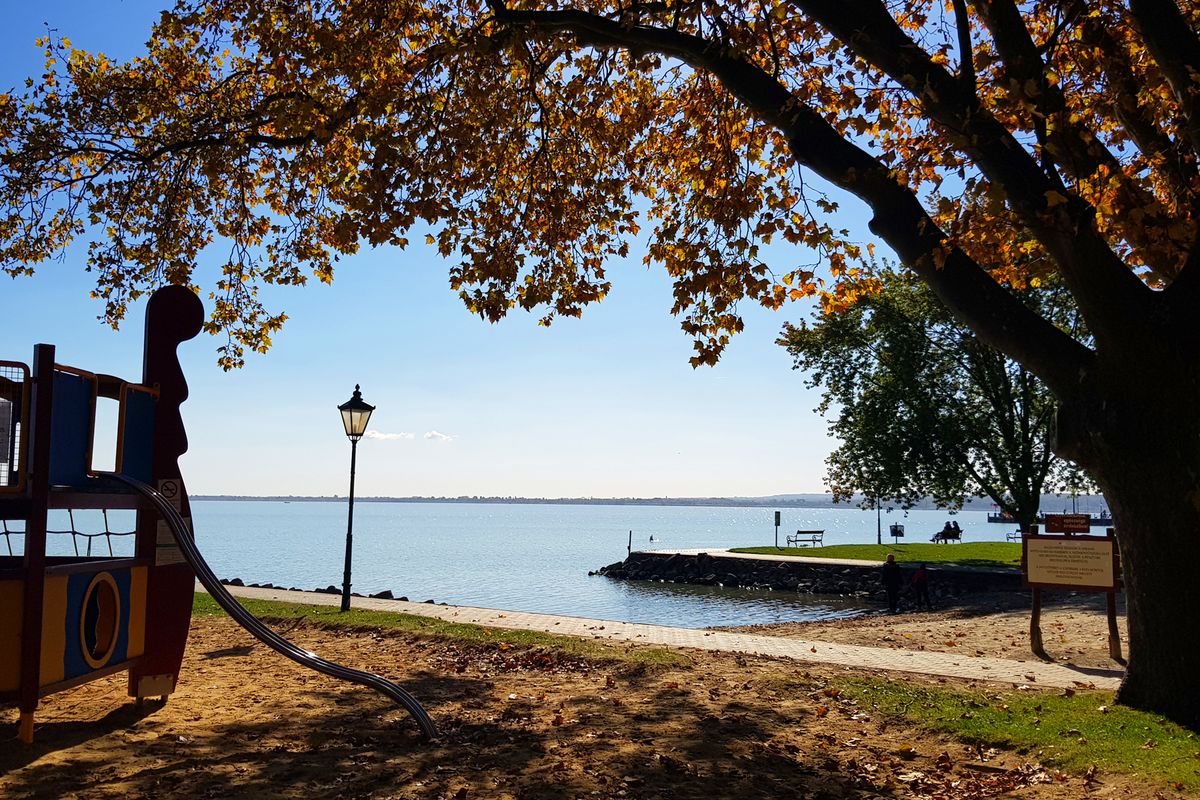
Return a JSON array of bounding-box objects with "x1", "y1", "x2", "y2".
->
[
  {"x1": 592, "y1": 551, "x2": 1024, "y2": 604},
  {"x1": 217, "y1": 577, "x2": 447, "y2": 604}
]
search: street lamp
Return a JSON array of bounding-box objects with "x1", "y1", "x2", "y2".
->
[{"x1": 337, "y1": 384, "x2": 375, "y2": 612}]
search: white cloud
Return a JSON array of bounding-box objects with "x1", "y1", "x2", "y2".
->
[
  {"x1": 424, "y1": 430, "x2": 454, "y2": 442},
  {"x1": 364, "y1": 430, "x2": 414, "y2": 441}
]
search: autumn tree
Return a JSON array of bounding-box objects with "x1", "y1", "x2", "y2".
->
[
  {"x1": 780, "y1": 270, "x2": 1091, "y2": 533},
  {"x1": 2, "y1": 0, "x2": 1200, "y2": 726}
]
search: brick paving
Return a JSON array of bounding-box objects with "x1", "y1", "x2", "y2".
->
[{"x1": 211, "y1": 581, "x2": 1123, "y2": 691}]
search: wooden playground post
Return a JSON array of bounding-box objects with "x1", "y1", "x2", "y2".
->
[{"x1": 16, "y1": 345, "x2": 55, "y2": 743}]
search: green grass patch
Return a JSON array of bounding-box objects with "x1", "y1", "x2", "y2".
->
[
  {"x1": 191, "y1": 592, "x2": 690, "y2": 668},
  {"x1": 846, "y1": 677, "x2": 1199, "y2": 790},
  {"x1": 732, "y1": 542, "x2": 1021, "y2": 568}
]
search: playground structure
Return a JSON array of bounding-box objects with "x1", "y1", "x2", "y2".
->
[{"x1": 1, "y1": 287, "x2": 435, "y2": 743}]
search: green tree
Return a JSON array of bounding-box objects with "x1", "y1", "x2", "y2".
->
[
  {"x1": 2, "y1": 0, "x2": 1199, "y2": 726},
  {"x1": 780, "y1": 271, "x2": 1090, "y2": 534}
]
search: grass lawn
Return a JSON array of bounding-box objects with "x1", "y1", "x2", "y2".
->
[
  {"x1": 731, "y1": 542, "x2": 1022, "y2": 568},
  {"x1": 847, "y1": 677, "x2": 1200, "y2": 792},
  {"x1": 191, "y1": 592, "x2": 691, "y2": 667}
]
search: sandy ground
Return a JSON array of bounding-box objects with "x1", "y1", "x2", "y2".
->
[
  {"x1": 0, "y1": 594, "x2": 1177, "y2": 800},
  {"x1": 719, "y1": 591, "x2": 1130, "y2": 671}
]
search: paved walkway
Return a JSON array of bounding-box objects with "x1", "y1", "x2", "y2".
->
[
  {"x1": 644, "y1": 547, "x2": 884, "y2": 566},
  {"x1": 642, "y1": 547, "x2": 1021, "y2": 574},
  {"x1": 207, "y1": 583, "x2": 1123, "y2": 691}
]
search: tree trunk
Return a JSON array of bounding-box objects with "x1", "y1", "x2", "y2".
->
[
  {"x1": 1101, "y1": 469, "x2": 1200, "y2": 729},
  {"x1": 1013, "y1": 506, "x2": 1039, "y2": 535},
  {"x1": 1055, "y1": 356, "x2": 1200, "y2": 730}
]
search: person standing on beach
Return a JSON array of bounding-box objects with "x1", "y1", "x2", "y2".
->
[
  {"x1": 911, "y1": 563, "x2": 931, "y2": 610},
  {"x1": 881, "y1": 554, "x2": 903, "y2": 613}
]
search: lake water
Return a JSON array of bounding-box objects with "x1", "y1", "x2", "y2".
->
[{"x1": 16, "y1": 500, "x2": 1090, "y2": 628}]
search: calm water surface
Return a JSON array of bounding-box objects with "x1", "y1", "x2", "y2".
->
[
  {"x1": 189, "y1": 501, "x2": 1015, "y2": 628},
  {"x1": 30, "y1": 500, "x2": 1071, "y2": 628}
]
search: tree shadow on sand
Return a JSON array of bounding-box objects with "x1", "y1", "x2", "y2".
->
[{"x1": 2, "y1": 663, "x2": 916, "y2": 800}]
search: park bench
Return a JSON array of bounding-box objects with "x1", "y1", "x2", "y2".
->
[
  {"x1": 931, "y1": 529, "x2": 962, "y2": 543},
  {"x1": 1006, "y1": 529, "x2": 1024, "y2": 542},
  {"x1": 787, "y1": 530, "x2": 825, "y2": 547}
]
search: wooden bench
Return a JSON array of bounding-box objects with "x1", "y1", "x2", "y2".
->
[
  {"x1": 787, "y1": 530, "x2": 825, "y2": 547},
  {"x1": 931, "y1": 530, "x2": 962, "y2": 543},
  {"x1": 1006, "y1": 529, "x2": 1024, "y2": 542}
]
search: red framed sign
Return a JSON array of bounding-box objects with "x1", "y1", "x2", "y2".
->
[{"x1": 1042, "y1": 513, "x2": 1092, "y2": 533}]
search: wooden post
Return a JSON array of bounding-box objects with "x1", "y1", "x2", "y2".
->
[
  {"x1": 1106, "y1": 590, "x2": 1124, "y2": 664},
  {"x1": 1106, "y1": 527, "x2": 1124, "y2": 664},
  {"x1": 128, "y1": 286, "x2": 204, "y2": 701},
  {"x1": 18, "y1": 344, "x2": 55, "y2": 743},
  {"x1": 1023, "y1": 524, "x2": 1048, "y2": 660},
  {"x1": 1029, "y1": 587, "x2": 1047, "y2": 659},
  {"x1": 627, "y1": 530, "x2": 632, "y2": 555}
]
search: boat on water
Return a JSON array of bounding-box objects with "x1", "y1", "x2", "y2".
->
[{"x1": 986, "y1": 510, "x2": 1113, "y2": 526}]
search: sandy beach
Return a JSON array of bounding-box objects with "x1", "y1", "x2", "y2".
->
[
  {"x1": 719, "y1": 590, "x2": 1129, "y2": 672},
  {"x1": 1, "y1": 588, "x2": 1169, "y2": 799}
]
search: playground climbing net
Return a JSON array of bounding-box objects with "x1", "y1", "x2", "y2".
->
[
  {"x1": 1, "y1": 510, "x2": 137, "y2": 558},
  {"x1": 0, "y1": 361, "x2": 138, "y2": 559}
]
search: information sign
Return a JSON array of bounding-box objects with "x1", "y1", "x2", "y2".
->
[{"x1": 1024, "y1": 534, "x2": 1116, "y2": 590}]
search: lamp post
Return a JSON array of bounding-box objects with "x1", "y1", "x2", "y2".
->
[{"x1": 338, "y1": 384, "x2": 375, "y2": 612}]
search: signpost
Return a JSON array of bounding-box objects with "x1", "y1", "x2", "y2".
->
[
  {"x1": 774, "y1": 511, "x2": 781, "y2": 548},
  {"x1": 1023, "y1": 527, "x2": 1123, "y2": 663}
]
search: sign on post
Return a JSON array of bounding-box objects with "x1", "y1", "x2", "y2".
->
[
  {"x1": 1023, "y1": 530, "x2": 1124, "y2": 664},
  {"x1": 1042, "y1": 513, "x2": 1092, "y2": 533},
  {"x1": 1024, "y1": 535, "x2": 1117, "y2": 591}
]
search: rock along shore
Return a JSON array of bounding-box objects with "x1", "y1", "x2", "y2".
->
[
  {"x1": 217, "y1": 577, "x2": 441, "y2": 603},
  {"x1": 592, "y1": 551, "x2": 1024, "y2": 605}
]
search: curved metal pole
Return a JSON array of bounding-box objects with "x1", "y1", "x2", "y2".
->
[{"x1": 102, "y1": 472, "x2": 437, "y2": 740}]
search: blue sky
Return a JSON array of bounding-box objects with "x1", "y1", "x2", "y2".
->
[{"x1": 1, "y1": 1, "x2": 884, "y2": 498}]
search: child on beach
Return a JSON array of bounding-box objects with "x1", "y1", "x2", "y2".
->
[{"x1": 911, "y1": 563, "x2": 931, "y2": 609}]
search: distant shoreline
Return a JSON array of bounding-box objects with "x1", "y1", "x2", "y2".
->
[
  {"x1": 189, "y1": 494, "x2": 1106, "y2": 511},
  {"x1": 190, "y1": 495, "x2": 842, "y2": 508}
]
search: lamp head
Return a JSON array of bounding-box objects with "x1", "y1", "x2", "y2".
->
[{"x1": 338, "y1": 384, "x2": 375, "y2": 441}]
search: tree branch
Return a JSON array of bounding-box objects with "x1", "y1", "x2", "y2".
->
[
  {"x1": 1081, "y1": 13, "x2": 1199, "y2": 214},
  {"x1": 976, "y1": 0, "x2": 1194, "y2": 276},
  {"x1": 1129, "y1": 0, "x2": 1200, "y2": 160},
  {"x1": 489, "y1": 2, "x2": 1094, "y2": 394},
  {"x1": 951, "y1": 0, "x2": 976, "y2": 96},
  {"x1": 787, "y1": 0, "x2": 1154, "y2": 351}
]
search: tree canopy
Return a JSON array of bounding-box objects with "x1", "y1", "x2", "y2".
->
[
  {"x1": 780, "y1": 270, "x2": 1091, "y2": 531},
  {"x1": 4, "y1": 0, "x2": 1200, "y2": 726}
]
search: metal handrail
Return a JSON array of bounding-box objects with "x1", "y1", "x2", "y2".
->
[{"x1": 101, "y1": 472, "x2": 437, "y2": 740}]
